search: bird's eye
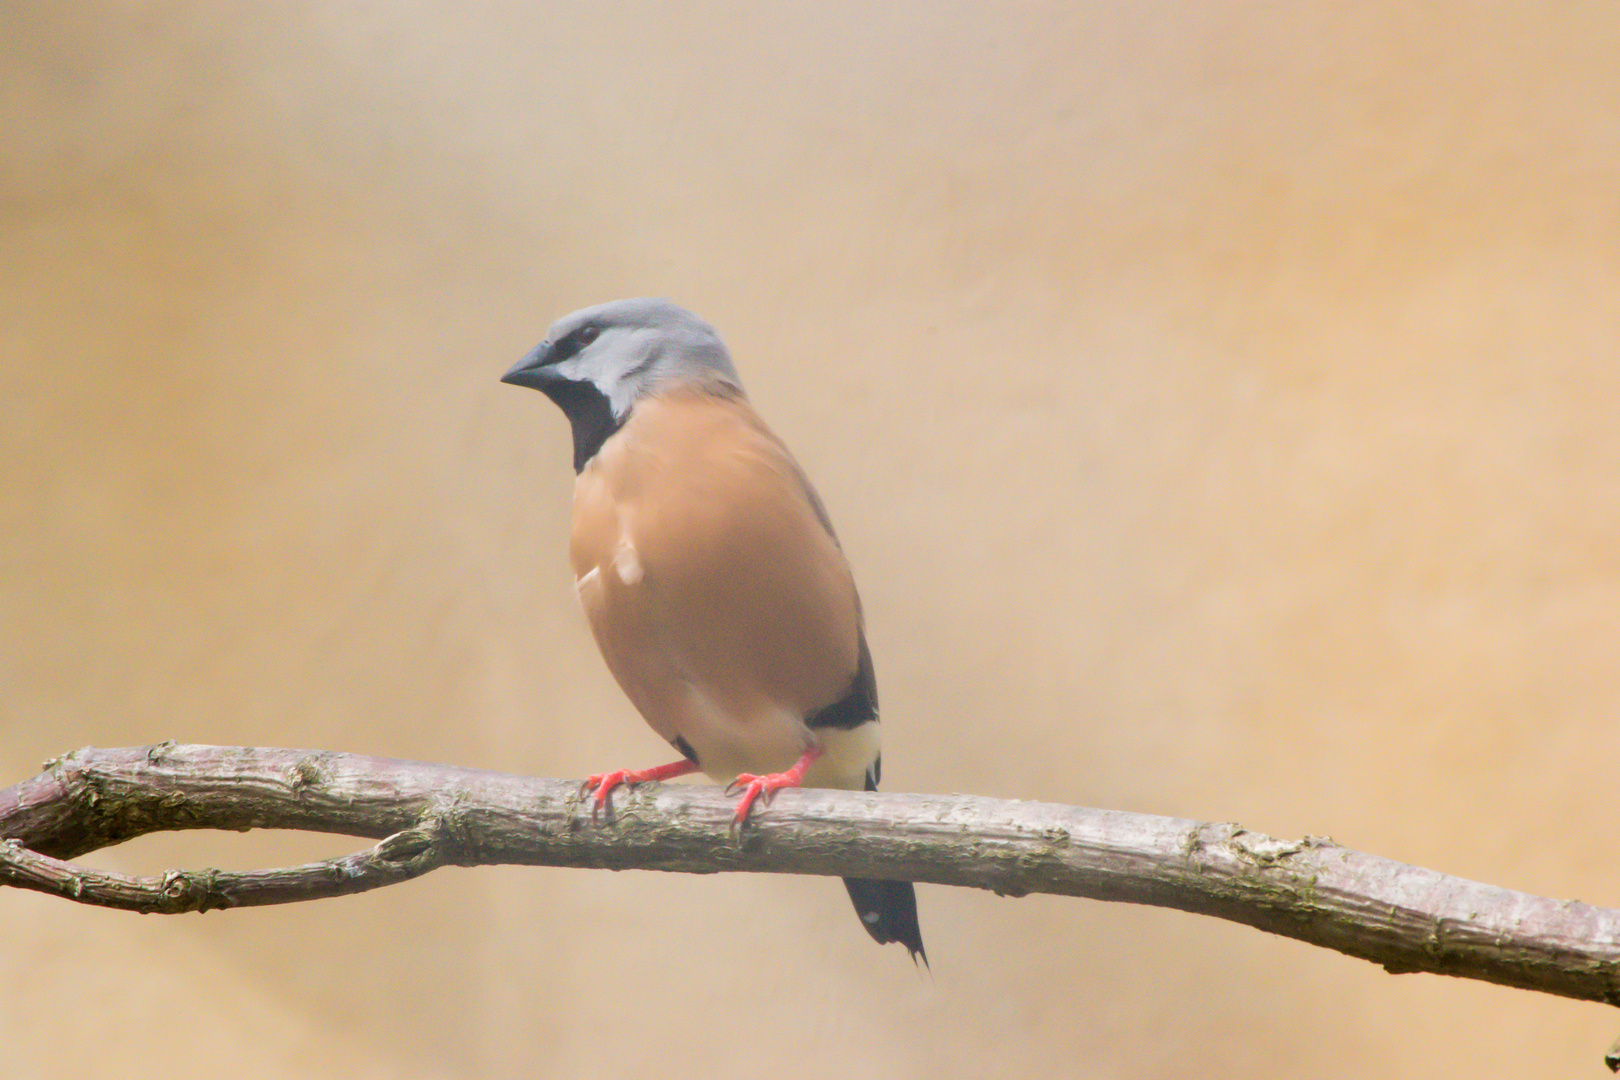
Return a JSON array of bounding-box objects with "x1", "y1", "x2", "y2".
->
[{"x1": 577, "y1": 325, "x2": 600, "y2": 345}]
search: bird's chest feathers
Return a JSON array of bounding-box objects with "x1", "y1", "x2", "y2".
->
[
  {"x1": 567, "y1": 441, "x2": 718, "y2": 598},
  {"x1": 567, "y1": 397, "x2": 795, "y2": 599},
  {"x1": 564, "y1": 391, "x2": 860, "y2": 733}
]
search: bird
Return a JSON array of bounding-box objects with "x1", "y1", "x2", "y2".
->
[{"x1": 501, "y1": 297, "x2": 925, "y2": 963}]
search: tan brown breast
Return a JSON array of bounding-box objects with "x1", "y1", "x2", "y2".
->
[{"x1": 568, "y1": 385, "x2": 863, "y2": 777}]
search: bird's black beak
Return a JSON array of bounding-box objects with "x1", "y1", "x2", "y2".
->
[{"x1": 501, "y1": 342, "x2": 554, "y2": 389}]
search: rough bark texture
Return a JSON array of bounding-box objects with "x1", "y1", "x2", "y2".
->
[{"x1": 3, "y1": 743, "x2": 1619, "y2": 1011}]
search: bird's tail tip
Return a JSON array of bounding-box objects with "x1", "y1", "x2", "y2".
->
[{"x1": 843, "y1": 876, "x2": 927, "y2": 966}]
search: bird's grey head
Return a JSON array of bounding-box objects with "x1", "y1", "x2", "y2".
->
[{"x1": 502, "y1": 298, "x2": 742, "y2": 471}]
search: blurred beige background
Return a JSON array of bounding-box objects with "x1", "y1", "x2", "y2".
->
[{"x1": 4, "y1": 2, "x2": 1618, "y2": 1077}]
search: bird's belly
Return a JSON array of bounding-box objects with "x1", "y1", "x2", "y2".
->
[
  {"x1": 670, "y1": 684, "x2": 876, "y2": 792},
  {"x1": 670, "y1": 683, "x2": 811, "y2": 782}
]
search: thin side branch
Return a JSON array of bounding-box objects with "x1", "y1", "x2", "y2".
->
[
  {"x1": 2, "y1": 744, "x2": 1618, "y2": 1010},
  {"x1": 0, "y1": 817, "x2": 450, "y2": 913}
]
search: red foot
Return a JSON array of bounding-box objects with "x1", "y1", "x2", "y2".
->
[
  {"x1": 724, "y1": 747, "x2": 825, "y2": 830},
  {"x1": 580, "y1": 759, "x2": 699, "y2": 820}
]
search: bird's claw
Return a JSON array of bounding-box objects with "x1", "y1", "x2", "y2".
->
[
  {"x1": 724, "y1": 748, "x2": 823, "y2": 835},
  {"x1": 725, "y1": 771, "x2": 791, "y2": 833},
  {"x1": 579, "y1": 770, "x2": 632, "y2": 821},
  {"x1": 578, "y1": 759, "x2": 700, "y2": 824}
]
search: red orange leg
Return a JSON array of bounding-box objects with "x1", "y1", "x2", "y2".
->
[
  {"x1": 725, "y1": 746, "x2": 825, "y2": 829},
  {"x1": 581, "y1": 758, "x2": 699, "y2": 820}
]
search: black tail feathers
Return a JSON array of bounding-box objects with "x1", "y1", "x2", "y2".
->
[{"x1": 843, "y1": 876, "x2": 927, "y2": 966}]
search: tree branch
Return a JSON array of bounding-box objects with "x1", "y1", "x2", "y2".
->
[
  {"x1": 4, "y1": 743, "x2": 1619, "y2": 1014},
  {"x1": 0, "y1": 817, "x2": 452, "y2": 913}
]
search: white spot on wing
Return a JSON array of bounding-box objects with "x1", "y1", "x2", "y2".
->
[
  {"x1": 575, "y1": 566, "x2": 601, "y2": 592},
  {"x1": 613, "y1": 534, "x2": 643, "y2": 585}
]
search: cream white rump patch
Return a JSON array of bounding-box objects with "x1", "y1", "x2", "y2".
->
[{"x1": 804, "y1": 721, "x2": 881, "y2": 791}]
